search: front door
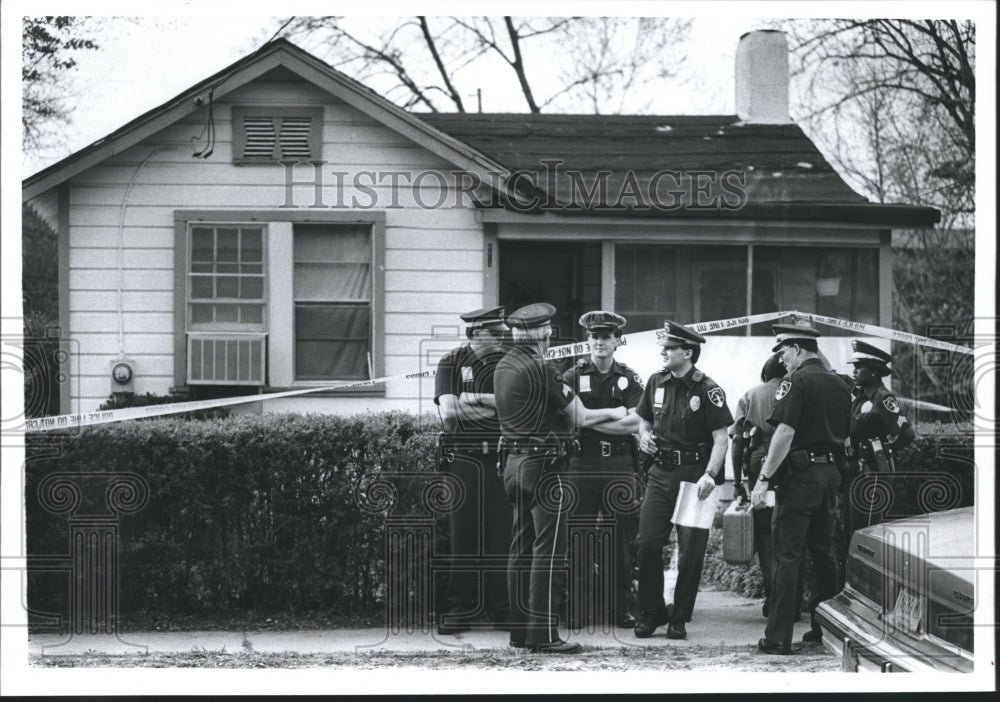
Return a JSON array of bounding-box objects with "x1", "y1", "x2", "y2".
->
[{"x1": 498, "y1": 241, "x2": 601, "y2": 345}]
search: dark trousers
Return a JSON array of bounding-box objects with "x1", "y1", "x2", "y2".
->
[
  {"x1": 747, "y1": 448, "x2": 777, "y2": 607},
  {"x1": 765, "y1": 463, "x2": 841, "y2": 645},
  {"x1": 567, "y1": 453, "x2": 640, "y2": 624},
  {"x1": 837, "y1": 464, "x2": 889, "y2": 584},
  {"x1": 636, "y1": 463, "x2": 708, "y2": 623},
  {"x1": 503, "y1": 452, "x2": 569, "y2": 645},
  {"x1": 441, "y1": 450, "x2": 512, "y2": 621}
]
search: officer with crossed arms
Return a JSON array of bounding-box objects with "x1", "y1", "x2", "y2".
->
[{"x1": 561, "y1": 311, "x2": 644, "y2": 630}]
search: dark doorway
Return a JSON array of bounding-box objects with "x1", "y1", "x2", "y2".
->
[{"x1": 498, "y1": 241, "x2": 601, "y2": 344}]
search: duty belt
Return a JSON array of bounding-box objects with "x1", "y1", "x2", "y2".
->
[
  {"x1": 502, "y1": 438, "x2": 567, "y2": 456},
  {"x1": 652, "y1": 446, "x2": 705, "y2": 467},
  {"x1": 578, "y1": 438, "x2": 633, "y2": 458},
  {"x1": 438, "y1": 436, "x2": 499, "y2": 461},
  {"x1": 801, "y1": 448, "x2": 839, "y2": 464}
]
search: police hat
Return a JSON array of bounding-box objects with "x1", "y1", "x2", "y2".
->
[
  {"x1": 770, "y1": 323, "x2": 821, "y2": 352},
  {"x1": 505, "y1": 302, "x2": 557, "y2": 330},
  {"x1": 848, "y1": 340, "x2": 892, "y2": 376},
  {"x1": 579, "y1": 310, "x2": 626, "y2": 334},
  {"x1": 655, "y1": 320, "x2": 706, "y2": 348},
  {"x1": 460, "y1": 306, "x2": 506, "y2": 330}
]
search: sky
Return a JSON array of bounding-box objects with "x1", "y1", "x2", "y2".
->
[{"x1": 18, "y1": 11, "x2": 772, "y2": 177}]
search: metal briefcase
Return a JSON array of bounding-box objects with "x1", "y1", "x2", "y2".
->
[{"x1": 722, "y1": 498, "x2": 754, "y2": 566}]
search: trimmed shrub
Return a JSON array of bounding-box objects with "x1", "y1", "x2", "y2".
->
[{"x1": 26, "y1": 412, "x2": 446, "y2": 629}]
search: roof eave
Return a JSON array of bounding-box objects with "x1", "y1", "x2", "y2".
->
[{"x1": 480, "y1": 201, "x2": 941, "y2": 227}]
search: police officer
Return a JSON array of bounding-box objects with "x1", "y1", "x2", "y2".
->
[
  {"x1": 561, "y1": 311, "x2": 644, "y2": 629},
  {"x1": 730, "y1": 353, "x2": 784, "y2": 617},
  {"x1": 634, "y1": 321, "x2": 732, "y2": 640},
  {"x1": 495, "y1": 303, "x2": 629, "y2": 654},
  {"x1": 752, "y1": 324, "x2": 850, "y2": 654},
  {"x1": 842, "y1": 341, "x2": 915, "y2": 551},
  {"x1": 434, "y1": 306, "x2": 512, "y2": 635}
]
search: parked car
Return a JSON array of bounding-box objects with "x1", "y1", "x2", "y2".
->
[{"x1": 814, "y1": 506, "x2": 975, "y2": 673}]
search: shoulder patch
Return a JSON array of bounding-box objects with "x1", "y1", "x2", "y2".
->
[
  {"x1": 707, "y1": 386, "x2": 725, "y2": 408},
  {"x1": 775, "y1": 379, "x2": 792, "y2": 400},
  {"x1": 883, "y1": 396, "x2": 900, "y2": 414}
]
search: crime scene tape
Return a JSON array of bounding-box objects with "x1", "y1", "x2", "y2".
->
[{"x1": 22, "y1": 309, "x2": 973, "y2": 433}]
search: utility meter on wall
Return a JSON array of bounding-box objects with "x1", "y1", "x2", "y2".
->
[{"x1": 110, "y1": 360, "x2": 135, "y2": 393}]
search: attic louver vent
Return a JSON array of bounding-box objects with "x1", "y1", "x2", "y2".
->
[
  {"x1": 232, "y1": 107, "x2": 322, "y2": 163},
  {"x1": 243, "y1": 117, "x2": 313, "y2": 159}
]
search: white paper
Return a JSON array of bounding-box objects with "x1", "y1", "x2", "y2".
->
[{"x1": 671, "y1": 480, "x2": 721, "y2": 529}]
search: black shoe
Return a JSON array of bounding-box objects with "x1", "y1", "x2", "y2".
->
[
  {"x1": 802, "y1": 629, "x2": 823, "y2": 643},
  {"x1": 634, "y1": 607, "x2": 670, "y2": 638},
  {"x1": 666, "y1": 622, "x2": 686, "y2": 640},
  {"x1": 616, "y1": 612, "x2": 637, "y2": 628},
  {"x1": 528, "y1": 639, "x2": 582, "y2": 654},
  {"x1": 757, "y1": 637, "x2": 792, "y2": 655}
]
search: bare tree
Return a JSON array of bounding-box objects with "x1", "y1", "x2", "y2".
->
[
  {"x1": 785, "y1": 19, "x2": 976, "y2": 415},
  {"x1": 22, "y1": 16, "x2": 102, "y2": 153},
  {"x1": 273, "y1": 16, "x2": 691, "y2": 114},
  {"x1": 787, "y1": 19, "x2": 974, "y2": 221}
]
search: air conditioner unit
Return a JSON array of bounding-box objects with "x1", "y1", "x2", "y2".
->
[{"x1": 187, "y1": 333, "x2": 266, "y2": 385}]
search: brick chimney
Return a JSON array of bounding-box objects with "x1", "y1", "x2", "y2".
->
[{"x1": 735, "y1": 30, "x2": 791, "y2": 123}]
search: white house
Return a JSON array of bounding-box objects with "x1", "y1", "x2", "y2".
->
[{"x1": 22, "y1": 32, "x2": 939, "y2": 417}]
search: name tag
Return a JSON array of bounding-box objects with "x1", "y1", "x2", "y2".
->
[
  {"x1": 461, "y1": 366, "x2": 473, "y2": 382},
  {"x1": 654, "y1": 387, "x2": 665, "y2": 407},
  {"x1": 579, "y1": 375, "x2": 592, "y2": 393}
]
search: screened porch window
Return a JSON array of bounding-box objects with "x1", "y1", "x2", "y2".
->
[
  {"x1": 614, "y1": 244, "x2": 878, "y2": 335},
  {"x1": 293, "y1": 224, "x2": 372, "y2": 381}
]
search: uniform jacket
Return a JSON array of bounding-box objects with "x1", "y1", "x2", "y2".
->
[
  {"x1": 434, "y1": 343, "x2": 504, "y2": 438},
  {"x1": 561, "y1": 357, "x2": 643, "y2": 442},
  {"x1": 636, "y1": 365, "x2": 733, "y2": 448}
]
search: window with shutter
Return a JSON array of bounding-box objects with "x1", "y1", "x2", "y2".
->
[{"x1": 232, "y1": 106, "x2": 322, "y2": 163}]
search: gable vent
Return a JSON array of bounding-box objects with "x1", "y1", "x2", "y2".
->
[{"x1": 232, "y1": 107, "x2": 322, "y2": 163}]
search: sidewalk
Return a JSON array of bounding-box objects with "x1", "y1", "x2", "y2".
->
[{"x1": 29, "y1": 589, "x2": 811, "y2": 657}]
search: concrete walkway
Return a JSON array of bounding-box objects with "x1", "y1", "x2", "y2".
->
[{"x1": 29, "y1": 589, "x2": 812, "y2": 657}]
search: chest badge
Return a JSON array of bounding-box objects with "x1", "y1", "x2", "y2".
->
[
  {"x1": 707, "y1": 387, "x2": 725, "y2": 408},
  {"x1": 461, "y1": 366, "x2": 473, "y2": 382},
  {"x1": 579, "y1": 375, "x2": 592, "y2": 393},
  {"x1": 775, "y1": 379, "x2": 792, "y2": 400},
  {"x1": 860, "y1": 400, "x2": 873, "y2": 414},
  {"x1": 882, "y1": 397, "x2": 900, "y2": 413},
  {"x1": 617, "y1": 376, "x2": 628, "y2": 391},
  {"x1": 689, "y1": 395, "x2": 701, "y2": 411},
  {"x1": 654, "y1": 387, "x2": 665, "y2": 407}
]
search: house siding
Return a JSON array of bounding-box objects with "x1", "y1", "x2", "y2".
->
[{"x1": 63, "y1": 80, "x2": 487, "y2": 414}]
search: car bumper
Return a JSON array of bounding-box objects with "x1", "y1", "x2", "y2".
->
[{"x1": 814, "y1": 591, "x2": 973, "y2": 673}]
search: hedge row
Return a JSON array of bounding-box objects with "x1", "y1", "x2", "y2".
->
[
  {"x1": 26, "y1": 414, "x2": 974, "y2": 627},
  {"x1": 26, "y1": 412, "x2": 444, "y2": 627}
]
